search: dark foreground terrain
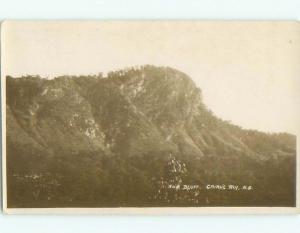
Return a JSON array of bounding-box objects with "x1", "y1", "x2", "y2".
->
[{"x1": 6, "y1": 65, "x2": 296, "y2": 207}]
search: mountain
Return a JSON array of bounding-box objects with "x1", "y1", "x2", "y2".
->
[{"x1": 6, "y1": 65, "x2": 296, "y2": 207}]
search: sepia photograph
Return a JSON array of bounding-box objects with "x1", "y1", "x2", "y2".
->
[{"x1": 1, "y1": 21, "x2": 299, "y2": 214}]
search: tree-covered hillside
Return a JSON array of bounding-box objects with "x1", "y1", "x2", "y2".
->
[{"x1": 6, "y1": 65, "x2": 296, "y2": 207}]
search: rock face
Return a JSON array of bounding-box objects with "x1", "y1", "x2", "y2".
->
[{"x1": 6, "y1": 65, "x2": 296, "y2": 207}]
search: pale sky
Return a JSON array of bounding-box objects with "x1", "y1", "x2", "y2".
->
[{"x1": 2, "y1": 21, "x2": 300, "y2": 134}]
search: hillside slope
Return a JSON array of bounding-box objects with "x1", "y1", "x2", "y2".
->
[{"x1": 6, "y1": 65, "x2": 296, "y2": 207}]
